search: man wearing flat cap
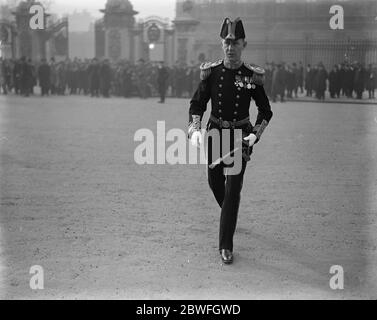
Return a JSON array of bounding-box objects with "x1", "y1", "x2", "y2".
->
[{"x1": 188, "y1": 18, "x2": 273, "y2": 265}]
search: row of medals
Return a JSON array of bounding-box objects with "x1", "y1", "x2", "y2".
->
[{"x1": 234, "y1": 75, "x2": 256, "y2": 90}]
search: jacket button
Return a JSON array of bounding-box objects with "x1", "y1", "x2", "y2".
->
[
  {"x1": 236, "y1": 95, "x2": 240, "y2": 99},
  {"x1": 218, "y1": 93, "x2": 222, "y2": 97},
  {"x1": 235, "y1": 103, "x2": 239, "y2": 107},
  {"x1": 219, "y1": 110, "x2": 222, "y2": 113},
  {"x1": 220, "y1": 77, "x2": 224, "y2": 80},
  {"x1": 219, "y1": 101, "x2": 222, "y2": 105}
]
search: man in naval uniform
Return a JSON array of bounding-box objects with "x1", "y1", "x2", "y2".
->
[{"x1": 188, "y1": 18, "x2": 273, "y2": 265}]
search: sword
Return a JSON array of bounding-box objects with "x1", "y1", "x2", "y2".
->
[
  {"x1": 209, "y1": 146, "x2": 241, "y2": 169},
  {"x1": 208, "y1": 135, "x2": 246, "y2": 169}
]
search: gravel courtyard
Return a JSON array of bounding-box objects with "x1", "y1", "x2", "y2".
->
[{"x1": 0, "y1": 95, "x2": 376, "y2": 299}]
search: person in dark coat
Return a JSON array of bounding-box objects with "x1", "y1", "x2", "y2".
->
[
  {"x1": 79, "y1": 61, "x2": 90, "y2": 95},
  {"x1": 314, "y1": 63, "x2": 327, "y2": 100},
  {"x1": 186, "y1": 65, "x2": 195, "y2": 98},
  {"x1": 122, "y1": 62, "x2": 133, "y2": 98},
  {"x1": 49, "y1": 57, "x2": 57, "y2": 95},
  {"x1": 38, "y1": 58, "x2": 51, "y2": 96},
  {"x1": 338, "y1": 64, "x2": 346, "y2": 97},
  {"x1": 157, "y1": 61, "x2": 170, "y2": 103},
  {"x1": 264, "y1": 62, "x2": 273, "y2": 98},
  {"x1": 68, "y1": 61, "x2": 79, "y2": 95},
  {"x1": 271, "y1": 63, "x2": 285, "y2": 102},
  {"x1": 305, "y1": 64, "x2": 314, "y2": 97},
  {"x1": 28, "y1": 58, "x2": 37, "y2": 95},
  {"x1": 20, "y1": 56, "x2": 33, "y2": 97},
  {"x1": 13, "y1": 58, "x2": 22, "y2": 95},
  {"x1": 297, "y1": 61, "x2": 304, "y2": 94},
  {"x1": 329, "y1": 64, "x2": 340, "y2": 98},
  {"x1": 176, "y1": 64, "x2": 186, "y2": 98},
  {"x1": 353, "y1": 63, "x2": 365, "y2": 99},
  {"x1": 88, "y1": 58, "x2": 101, "y2": 97},
  {"x1": 365, "y1": 64, "x2": 376, "y2": 99},
  {"x1": 56, "y1": 62, "x2": 68, "y2": 95},
  {"x1": 136, "y1": 59, "x2": 148, "y2": 99},
  {"x1": 0, "y1": 58, "x2": 7, "y2": 94},
  {"x1": 3, "y1": 59, "x2": 12, "y2": 94},
  {"x1": 344, "y1": 65, "x2": 354, "y2": 98},
  {"x1": 192, "y1": 64, "x2": 201, "y2": 97},
  {"x1": 286, "y1": 64, "x2": 295, "y2": 99},
  {"x1": 100, "y1": 59, "x2": 112, "y2": 98}
]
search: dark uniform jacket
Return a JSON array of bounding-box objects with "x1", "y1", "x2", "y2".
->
[{"x1": 188, "y1": 60, "x2": 273, "y2": 146}]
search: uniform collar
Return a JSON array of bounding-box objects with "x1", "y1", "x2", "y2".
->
[{"x1": 222, "y1": 60, "x2": 244, "y2": 71}]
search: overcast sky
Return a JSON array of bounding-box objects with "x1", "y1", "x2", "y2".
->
[{"x1": 50, "y1": 0, "x2": 176, "y2": 19}]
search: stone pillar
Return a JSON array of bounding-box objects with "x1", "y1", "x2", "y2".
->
[
  {"x1": 100, "y1": 1, "x2": 138, "y2": 62},
  {"x1": 164, "y1": 29, "x2": 175, "y2": 67},
  {"x1": 95, "y1": 19, "x2": 105, "y2": 59},
  {"x1": 132, "y1": 27, "x2": 143, "y2": 63},
  {"x1": 173, "y1": 1, "x2": 199, "y2": 66},
  {"x1": 12, "y1": 0, "x2": 49, "y2": 60},
  {"x1": 0, "y1": 22, "x2": 16, "y2": 59}
]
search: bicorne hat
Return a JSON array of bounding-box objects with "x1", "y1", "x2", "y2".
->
[{"x1": 220, "y1": 17, "x2": 246, "y2": 40}]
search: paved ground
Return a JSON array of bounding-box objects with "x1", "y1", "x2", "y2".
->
[{"x1": 0, "y1": 94, "x2": 376, "y2": 300}]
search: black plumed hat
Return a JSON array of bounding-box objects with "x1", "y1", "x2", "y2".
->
[{"x1": 220, "y1": 17, "x2": 245, "y2": 40}]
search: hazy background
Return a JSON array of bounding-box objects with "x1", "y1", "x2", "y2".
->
[
  {"x1": 50, "y1": 0, "x2": 176, "y2": 19},
  {"x1": 0, "y1": 0, "x2": 176, "y2": 20}
]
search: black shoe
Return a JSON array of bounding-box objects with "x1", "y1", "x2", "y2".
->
[{"x1": 220, "y1": 249, "x2": 233, "y2": 264}]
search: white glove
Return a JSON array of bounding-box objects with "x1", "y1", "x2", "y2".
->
[
  {"x1": 243, "y1": 133, "x2": 257, "y2": 147},
  {"x1": 190, "y1": 131, "x2": 203, "y2": 147}
]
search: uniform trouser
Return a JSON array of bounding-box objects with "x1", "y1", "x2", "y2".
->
[{"x1": 208, "y1": 157, "x2": 247, "y2": 252}]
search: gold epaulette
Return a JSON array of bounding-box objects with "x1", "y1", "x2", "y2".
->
[
  {"x1": 244, "y1": 63, "x2": 265, "y2": 86},
  {"x1": 199, "y1": 60, "x2": 223, "y2": 80},
  {"x1": 244, "y1": 63, "x2": 265, "y2": 75}
]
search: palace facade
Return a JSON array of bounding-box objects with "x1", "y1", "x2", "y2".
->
[
  {"x1": 173, "y1": 0, "x2": 377, "y2": 69},
  {"x1": 0, "y1": 0, "x2": 68, "y2": 61},
  {"x1": 1, "y1": 0, "x2": 376, "y2": 69}
]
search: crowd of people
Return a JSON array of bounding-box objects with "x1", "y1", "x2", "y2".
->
[
  {"x1": 264, "y1": 61, "x2": 376, "y2": 102},
  {"x1": 0, "y1": 56, "x2": 200, "y2": 101},
  {"x1": 0, "y1": 56, "x2": 376, "y2": 101}
]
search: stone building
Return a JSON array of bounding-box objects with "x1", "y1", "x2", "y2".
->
[
  {"x1": 0, "y1": 4, "x2": 16, "y2": 59},
  {"x1": 68, "y1": 11, "x2": 95, "y2": 59},
  {"x1": 93, "y1": 0, "x2": 376, "y2": 68},
  {"x1": 95, "y1": 0, "x2": 175, "y2": 64},
  {"x1": 173, "y1": 0, "x2": 377, "y2": 69},
  {"x1": 0, "y1": 0, "x2": 68, "y2": 61}
]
